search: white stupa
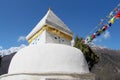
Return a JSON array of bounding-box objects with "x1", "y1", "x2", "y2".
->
[{"x1": 0, "y1": 9, "x2": 95, "y2": 80}]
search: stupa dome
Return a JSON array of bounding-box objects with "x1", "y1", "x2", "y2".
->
[{"x1": 8, "y1": 43, "x2": 89, "y2": 74}]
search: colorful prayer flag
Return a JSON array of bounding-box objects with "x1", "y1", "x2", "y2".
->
[
  {"x1": 86, "y1": 36, "x2": 92, "y2": 42},
  {"x1": 91, "y1": 33, "x2": 96, "y2": 39},
  {"x1": 115, "y1": 11, "x2": 120, "y2": 18},
  {"x1": 114, "y1": 8, "x2": 119, "y2": 13},
  {"x1": 108, "y1": 22, "x2": 112, "y2": 27},
  {"x1": 108, "y1": 11, "x2": 114, "y2": 18},
  {"x1": 96, "y1": 29, "x2": 103, "y2": 36},
  {"x1": 109, "y1": 17, "x2": 115, "y2": 24},
  {"x1": 102, "y1": 25, "x2": 108, "y2": 31}
]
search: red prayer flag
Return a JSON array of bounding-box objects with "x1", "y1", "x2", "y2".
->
[
  {"x1": 91, "y1": 33, "x2": 96, "y2": 39},
  {"x1": 102, "y1": 25, "x2": 108, "y2": 31},
  {"x1": 115, "y1": 11, "x2": 120, "y2": 18}
]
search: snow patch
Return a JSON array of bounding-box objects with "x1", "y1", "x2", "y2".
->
[{"x1": 0, "y1": 44, "x2": 26, "y2": 57}]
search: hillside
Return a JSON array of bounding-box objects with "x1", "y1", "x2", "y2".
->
[
  {"x1": 0, "y1": 47, "x2": 120, "y2": 80},
  {"x1": 0, "y1": 53, "x2": 16, "y2": 75},
  {"x1": 91, "y1": 47, "x2": 120, "y2": 80}
]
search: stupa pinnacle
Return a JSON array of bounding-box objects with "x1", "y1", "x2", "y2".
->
[{"x1": 26, "y1": 9, "x2": 73, "y2": 45}]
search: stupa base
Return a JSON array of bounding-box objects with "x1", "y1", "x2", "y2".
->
[{"x1": 0, "y1": 73, "x2": 95, "y2": 80}]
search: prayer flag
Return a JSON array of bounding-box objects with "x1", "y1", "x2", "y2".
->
[
  {"x1": 96, "y1": 29, "x2": 103, "y2": 36},
  {"x1": 91, "y1": 33, "x2": 96, "y2": 39},
  {"x1": 108, "y1": 11, "x2": 114, "y2": 18},
  {"x1": 102, "y1": 25, "x2": 108, "y2": 31},
  {"x1": 108, "y1": 22, "x2": 112, "y2": 27},
  {"x1": 115, "y1": 11, "x2": 120, "y2": 18},
  {"x1": 109, "y1": 17, "x2": 115, "y2": 24},
  {"x1": 87, "y1": 36, "x2": 92, "y2": 42}
]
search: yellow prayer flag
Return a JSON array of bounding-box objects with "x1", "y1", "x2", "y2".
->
[{"x1": 110, "y1": 17, "x2": 115, "y2": 24}]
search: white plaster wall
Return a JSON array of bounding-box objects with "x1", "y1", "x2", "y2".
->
[
  {"x1": 46, "y1": 31, "x2": 59, "y2": 44},
  {"x1": 30, "y1": 30, "x2": 47, "y2": 45},
  {"x1": 36, "y1": 30, "x2": 47, "y2": 44},
  {"x1": 30, "y1": 30, "x2": 71, "y2": 46},
  {"x1": 8, "y1": 44, "x2": 89, "y2": 74},
  {"x1": 59, "y1": 37, "x2": 71, "y2": 45},
  {"x1": 46, "y1": 31, "x2": 71, "y2": 45}
]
